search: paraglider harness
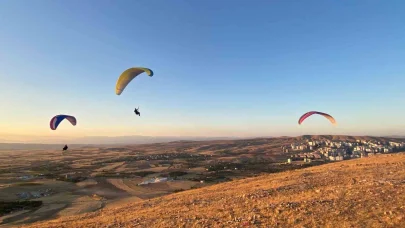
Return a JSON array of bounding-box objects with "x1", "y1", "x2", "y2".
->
[
  {"x1": 134, "y1": 107, "x2": 140, "y2": 116},
  {"x1": 63, "y1": 145, "x2": 68, "y2": 151}
]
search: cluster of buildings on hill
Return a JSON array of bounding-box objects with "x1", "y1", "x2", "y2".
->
[{"x1": 282, "y1": 139, "x2": 405, "y2": 162}]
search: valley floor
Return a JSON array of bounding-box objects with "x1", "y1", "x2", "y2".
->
[{"x1": 23, "y1": 152, "x2": 405, "y2": 228}]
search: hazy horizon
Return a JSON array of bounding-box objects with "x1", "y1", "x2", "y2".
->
[
  {"x1": 0, "y1": 133, "x2": 243, "y2": 144},
  {"x1": 1, "y1": 1, "x2": 405, "y2": 140},
  {"x1": 1, "y1": 133, "x2": 404, "y2": 145}
]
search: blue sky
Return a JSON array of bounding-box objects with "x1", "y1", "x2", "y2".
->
[{"x1": 0, "y1": 0, "x2": 405, "y2": 140}]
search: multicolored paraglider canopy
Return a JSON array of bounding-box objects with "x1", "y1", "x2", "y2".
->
[
  {"x1": 50, "y1": 115, "x2": 77, "y2": 130},
  {"x1": 298, "y1": 111, "x2": 336, "y2": 125},
  {"x1": 115, "y1": 67, "x2": 154, "y2": 95}
]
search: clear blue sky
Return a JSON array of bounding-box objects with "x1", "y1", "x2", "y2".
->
[{"x1": 1, "y1": 0, "x2": 405, "y2": 139}]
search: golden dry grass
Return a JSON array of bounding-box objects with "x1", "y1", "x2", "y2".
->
[{"x1": 23, "y1": 153, "x2": 405, "y2": 228}]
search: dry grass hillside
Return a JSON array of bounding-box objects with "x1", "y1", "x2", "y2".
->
[{"x1": 23, "y1": 152, "x2": 405, "y2": 228}]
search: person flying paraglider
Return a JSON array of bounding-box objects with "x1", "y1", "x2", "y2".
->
[
  {"x1": 134, "y1": 107, "x2": 140, "y2": 116},
  {"x1": 63, "y1": 145, "x2": 68, "y2": 151}
]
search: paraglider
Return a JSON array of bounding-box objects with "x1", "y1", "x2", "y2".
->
[
  {"x1": 115, "y1": 67, "x2": 154, "y2": 95},
  {"x1": 134, "y1": 107, "x2": 140, "y2": 116},
  {"x1": 298, "y1": 111, "x2": 336, "y2": 125},
  {"x1": 63, "y1": 145, "x2": 68, "y2": 151},
  {"x1": 50, "y1": 115, "x2": 77, "y2": 130}
]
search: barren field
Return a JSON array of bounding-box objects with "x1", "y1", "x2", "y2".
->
[
  {"x1": 23, "y1": 152, "x2": 405, "y2": 228},
  {"x1": 0, "y1": 135, "x2": 404, "y2": 227}
]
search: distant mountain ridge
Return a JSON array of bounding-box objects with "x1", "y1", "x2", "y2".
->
[
  {"x1": 0, "y1": 134, "x2": 403, "y2": 150},
  {"x1": 0, "y1": 135, "x2": 242, "y2": 150},
  {"x1": 71, "y1": 135, "x2": 241, "y2": 144},
  {"x1": 384, "y1": 135, "x2": 405, "y2": 138},
  {"x1": 0, "y1": 143, "x2": 90, "y2": 150}
]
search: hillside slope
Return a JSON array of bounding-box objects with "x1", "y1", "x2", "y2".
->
[{"x1": 24, "y1": 153, "x2": 405, "y2": 228}]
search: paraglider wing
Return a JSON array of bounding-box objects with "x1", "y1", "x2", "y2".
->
[
  {"x1": 115, "y1": 67, "x2": 153, "y2": 95},
  {"x1": 298, "y1": 111, "x2": 336, "y2": 125},
  {"x1": 50, "y1": 115, "x2": 77, "y2": 130}
]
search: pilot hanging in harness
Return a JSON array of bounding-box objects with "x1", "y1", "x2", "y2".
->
[{"x1": 134, "y1": 107, "x2": 140, "y2": 116}]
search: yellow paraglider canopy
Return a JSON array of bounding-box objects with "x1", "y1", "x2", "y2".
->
[{"x1": 115, "y1": 67, "x2": 154, "y2": 95}]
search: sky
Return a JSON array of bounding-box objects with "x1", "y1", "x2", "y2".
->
[{"x1": 0, "y1": 0, "x2": 405, "y2": 142}]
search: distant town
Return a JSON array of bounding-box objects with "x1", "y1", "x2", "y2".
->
[{"x1": 283, "y1": 139, "x2": 405, "y2": 162}]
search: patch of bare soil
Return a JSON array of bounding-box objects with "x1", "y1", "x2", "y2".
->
[{"x1": 23, "y1": 153, "x2": 405, "y2": 228}]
